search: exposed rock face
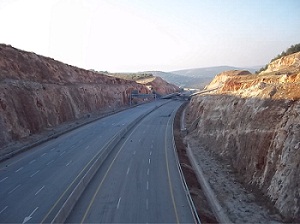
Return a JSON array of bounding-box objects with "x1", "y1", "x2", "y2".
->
[
  {"x1": 136, "y1": 76, "x2": 179, "y2": 95},
  {"x1": 185, "y1": 52, "x2": 300, "y2": 221},
  {"x1": 0, "y1": 44, "x2": 154, "y2": 149},
  {"x1": 262, "y1": 52, "x2": 300, "y2": 74}
]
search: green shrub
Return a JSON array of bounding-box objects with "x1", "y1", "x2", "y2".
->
[{"x1": 256, "y1": 43, "x2": 300, "y2": 73}]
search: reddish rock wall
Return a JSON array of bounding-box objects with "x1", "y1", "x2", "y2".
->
[
  {"x1": 0, "y1": 44, "x2": 151, "y2": 148},
  {"x1": 145, "y1": 76, "x2": 179, "y2": 95},
  {"x1": 136, "y1": 76, "x2": 179, "y2": 95},
  {"x1": 186, "y1": 54, "x2": 300, "y2": 221}
]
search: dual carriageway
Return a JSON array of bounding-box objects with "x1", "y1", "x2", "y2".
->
[{"x1": 0, "y1": 99, "x2": 200, "y2": 223}]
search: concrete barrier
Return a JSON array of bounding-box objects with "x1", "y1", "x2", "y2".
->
[
  {"x1": 181, "y1": 105, "x2": 231, "y2": 223},
  {"x1": 171, "y1": 111, "x2": 201, "y2": 223},
  {"x1": 51, "y1": 135, "x2": 119, "y2": 223},
  {"x1": 0, "y1": 100, "x2": 164, "y2": 162},
  {"x1": 50, "y1": 101, "x2": 171, "y2": 223},
  {"x1": 186, "y1": 145, "x2": 231, "y2": 224}
]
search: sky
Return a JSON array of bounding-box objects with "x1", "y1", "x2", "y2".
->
[{"x1": 0, "y1": 0, "x2": 299, "y2": 73}]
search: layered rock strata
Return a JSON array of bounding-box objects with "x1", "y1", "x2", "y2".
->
[
  {"x1": 136, "y1": 76, "x2": 179, "y2": 95},
  {"x1": 0, "y1": 44, "x2": 161, "y2": 149},
  {"x1": 185, "y1": 52, "x2": 300, "y2": 221}
]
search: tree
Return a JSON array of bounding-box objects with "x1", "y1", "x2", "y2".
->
[{"x1": 256, "y1": 43, "x2": 300, "y2": 73}]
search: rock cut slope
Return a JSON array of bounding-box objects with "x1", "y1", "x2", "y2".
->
[
  {"x1": 107, "y1": 73, "x2": 179, "y2": 95},
  {"x1": 185, "y1": 52, "x2": 300, "y2": 221},
  {"x1": 135, "y1": 76, "x2": 179, "y2": 95},
  {"x1": 0, "y1": 44, "x2": 159, "y2": 150}
]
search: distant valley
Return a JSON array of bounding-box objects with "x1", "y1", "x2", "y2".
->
[{"x1": 146, "y1": 66, "x2": 261, "y2": 89}]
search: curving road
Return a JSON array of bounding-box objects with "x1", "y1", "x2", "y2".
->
[
  {"x1": 67, "y1": 100, "x2": 196, "y2": 223},
  {"x1": 0, "y1": 100, "x2": 196, "y2": 223}
]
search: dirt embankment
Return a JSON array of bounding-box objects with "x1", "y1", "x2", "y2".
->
[
  {"x1": 173, "y1": 102, "x2": 217, "y2": 223},
  {"x1": 136, "y1": 76, "x2": 179, "y2": 95},
  {"x1": 0, "y1": 44, "x2": 176, "y2": 151},
  {"x1": 185, "y1": 52, "x2": 300, "y2": 222}
]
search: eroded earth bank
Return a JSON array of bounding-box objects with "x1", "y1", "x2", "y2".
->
[
  {"x1": 0, "y1": 44, "x2": 178, "y2": 158},
  {"x1": 1, "y1": 43, "x2": 300, "y2": 223},
  {"x1": 185, "y1": 52, "x2": 300, "y2": 222}
]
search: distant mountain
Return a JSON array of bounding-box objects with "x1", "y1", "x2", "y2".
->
[
  {"x1": 171, "y1": 66, "x2": 260, "y2": 77},
  {"x1": 143, "y1": 71, "x2": 199, "y2": 89},
  {"x1": 145, "y1": 66, "x2": 261, "y2": 89},
  {"x1": 171, "y1": 66, "x2": 261, "y2": 89}
]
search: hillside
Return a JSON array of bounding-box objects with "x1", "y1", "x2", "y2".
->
[
  {"x1": 0, "y1": 44, "x2": 177, "y2": 152},
  {"x1": 185, "y1": 52, "x2": 300, "y2": 222},
  {"x1": 172, "y1": 66, "x2": 261, "y2": 89},
  {"x1": 148, "y1": 71, "x2": 202, "y2": 89},
  {"x1": 144, "y1": 66, "x2": 261, "y2": 90},
  {"x1": 107, "y1": 72, "x2": 179, "y2": 95}
]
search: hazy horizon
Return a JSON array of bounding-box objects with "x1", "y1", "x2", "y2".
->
[{"x1": 0, "y1": 0, "x2": 299, "y2": 73}]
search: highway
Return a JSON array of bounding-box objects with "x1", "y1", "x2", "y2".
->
[
  {"x1": 0, "y1": 100, "x2": 196, "y2": 223},
  {"x1": 67, "y1": 100, "x2": 196, "y2": 223}
]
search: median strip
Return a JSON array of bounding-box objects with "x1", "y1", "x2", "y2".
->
[{"x1": 49, "y1": 101, "x2": 171, "y2": 223}]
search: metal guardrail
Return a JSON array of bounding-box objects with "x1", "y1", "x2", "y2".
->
[
  {"x1": 190, "y1": 87, "x2": 220, "y2": 96},
  {"x1": 171, "y1": 105, "x2": 201, "y2": 224},
  {"x1": 131, "y1": 93, "x2": 156, "y2": 98},
  {"x1": 181, "y1": 106, "x2": 231, "y2": 223},
  {"x1": 161, "y1": 92, "x2": 180, "y2": 99}
]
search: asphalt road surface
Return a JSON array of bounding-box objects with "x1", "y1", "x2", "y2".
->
[
  {"x1": 0, "y1": 100, "x2": 196, "y2": 223},
  {"x1": 67, "y1": 100, "x2": 196, "y2": 223}
]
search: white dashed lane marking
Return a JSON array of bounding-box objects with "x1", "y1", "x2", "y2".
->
[
  {"x1": 117, "y1": 197, "x2": 121, "y2": 209},
  {"x1": 30, "y1": 170, "x2": 40, "y2": 178},
  {"x1": 15, "y1": 167, "x2": 24, "y2": 173},
  {"x1": 35, "y1": 186, "x2": 45, "y2": 196},
  {"x1": 60, "y1": 151, "x2": 66, "y2": 157},
  {"x1": 29, "y1": 160, "x2": 36, "y2": 165},
  {"x1": 0, "y1": 206, "x2": 8, "y2": 215},
  {"x1": 8, "y1": 184, "x2": 21, "y2": 194},
  {"x1": 0, "y1": 177, "x2": 8, "y2": 183},
  {"x1": 46, "y1": 160, "x2": 54, "y2": 166},
  {"x1": 41, "y1": 153, "x2": 47, "y2": 157}
]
